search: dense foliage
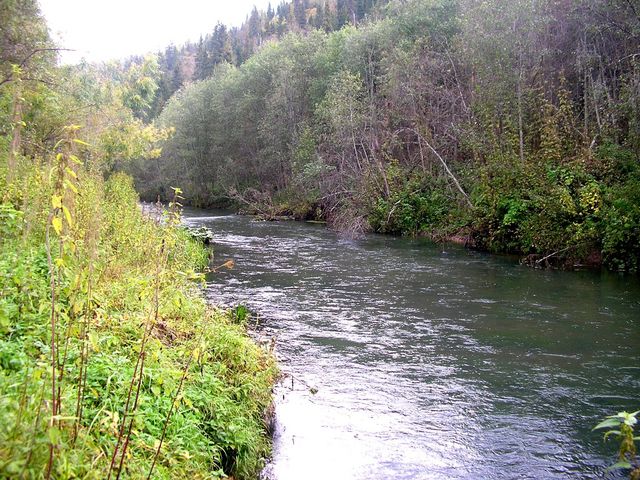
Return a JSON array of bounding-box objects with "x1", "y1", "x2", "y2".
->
[
  {"x1": 134, "y1": 0, "x2": 640, "y2": 271},
  {"x1": 0, "y1": 3, "x2": 276, "y2": 479}
]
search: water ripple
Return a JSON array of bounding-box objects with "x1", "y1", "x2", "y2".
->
[{"x1": 185, "y1": 208, "x2": 640, "y2": 480}]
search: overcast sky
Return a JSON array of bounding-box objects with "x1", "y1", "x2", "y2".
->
[{"x1": 38, "y1": 0, "x2": 273, "y2": 64}]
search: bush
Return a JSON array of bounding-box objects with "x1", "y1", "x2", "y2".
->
[
  {"x1": 368, "y1": 164, "x2": 465, "y2": 237},
  {"x1": 601, "y1": 171, "x2": 640, "y2": 272},
  {"x1": 471, "y1": 158, "x2": 603, "y2": 262}
]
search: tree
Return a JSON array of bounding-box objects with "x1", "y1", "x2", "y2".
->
[
  {"x1": 0, "y1": 0, "x2": 53, "y2": 87},
  {"x1": 293, "y1": 0, "x2": 307, "y2": 28}
]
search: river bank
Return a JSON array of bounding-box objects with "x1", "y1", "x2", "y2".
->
[
  {"x1": 164, "y1": 196, "x2": 609, "y2": 273},
  {"x1": 0, "y1": 172, "x2": 277, "y2": 479}
]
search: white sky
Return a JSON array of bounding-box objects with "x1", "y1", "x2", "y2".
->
[{"x1": 38, "y1": 0, "x2": 274, "y2": 64}]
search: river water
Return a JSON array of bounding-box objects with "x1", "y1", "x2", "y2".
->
[{"x1": 183, "y1": 208, "x2": 640, "y2": 480}]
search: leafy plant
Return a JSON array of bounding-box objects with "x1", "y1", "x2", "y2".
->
[
  {"x1": 0, "y1": 168, "x2": 277, "y2": 479},
  {"x1": 594, "y1": 410, "x2": 640, "y2": 477}
]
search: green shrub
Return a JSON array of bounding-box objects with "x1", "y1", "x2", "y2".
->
[
  {"x1": 601, "y1": 171, "x2": 640, "y2": 272},
  {"x1": 369, "y1": 164, "x2": 463, "y2": 237}
]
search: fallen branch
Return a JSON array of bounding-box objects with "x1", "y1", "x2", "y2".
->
[
  {"x1": 535, "y1": 245, "x2": 576, "y2": 265},
  {"x1": 393, "y1": 128, "x2": 473, "y2": 208}
]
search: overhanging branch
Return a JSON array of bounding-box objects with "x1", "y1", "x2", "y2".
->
[{"x1": 0, "y1": 48, "x2": 74, "y2": 87}]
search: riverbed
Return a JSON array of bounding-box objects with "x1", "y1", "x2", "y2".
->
[{"x1": 183, "y1": 208, "x2": 640, "y2": 480}]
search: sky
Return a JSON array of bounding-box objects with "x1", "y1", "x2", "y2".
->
[{"x1": 38, "y1": 0, "x2": 274, "y2": 64}]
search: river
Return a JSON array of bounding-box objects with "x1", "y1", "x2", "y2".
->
[{"x1": 183, "y1": 208, "x2": 640, "y2": 480}]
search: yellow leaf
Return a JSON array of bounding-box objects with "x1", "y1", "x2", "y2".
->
[
  {"x1": 146, "y1": 148, "x2": 162, "y2": 159},
  {"x1": 69, "y1": 154, "x2": 82, "y2": 165},
  {"x1": 64, "y1": 178, "x2": 79, "y2": 194},
  {"x1": 73, "y1": 301, "x2": 83, "y2": 315},
  {"x1": 52, "y1": 217, "x2": 62, "y2": 235},
  {"x1": 51, "y1": 195, "x2": 63, "y2": 209},
  {"x1": 62, "y1": 205, "x2": 73, "y2": 227},
  {"x1": 65, "y1": 167, "x2": 77, "y2": 178}
]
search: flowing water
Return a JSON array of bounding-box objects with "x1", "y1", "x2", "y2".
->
[{"x1": 183, "y1": 208, "x2": 640, "y2": 480}]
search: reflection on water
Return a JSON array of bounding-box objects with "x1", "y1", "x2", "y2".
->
[{"x1": 183, "y1": 208, "x2": 640, "y2": 480}]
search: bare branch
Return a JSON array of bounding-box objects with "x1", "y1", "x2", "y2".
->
[
  {"x1": 0, "y1": 48, "x2": 74, "y2": 87},
  {"x1": 393, "y1": 128, "x2": 473, "y2": 208}
]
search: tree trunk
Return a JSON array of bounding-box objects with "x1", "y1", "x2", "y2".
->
[
  {"x1": 7, "y1": 84, "x2": 23, "y2": 183},
  {"x1": 517, "y1": 61, "x2": 525, "y2": 163}
]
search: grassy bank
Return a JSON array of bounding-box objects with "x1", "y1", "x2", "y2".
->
[{"x1": 0, "y1": 162, "x2": 277, "y2": 479}]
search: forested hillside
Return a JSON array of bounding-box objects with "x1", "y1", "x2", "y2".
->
[
  {"x1": 132, "y1": 0, "x2": 640, "y2": 271},
  {"x1": 144, "y1": 0, "x2": 388, "y2": 116},
  {"x1": 0, "y1": 2, "x2": 276, "y2": 478}
]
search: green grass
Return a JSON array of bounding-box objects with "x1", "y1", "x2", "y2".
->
[{"x1": 0, "y1": 165, "x2": 277, "y2": 479}]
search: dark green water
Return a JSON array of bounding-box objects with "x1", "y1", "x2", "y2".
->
[{"x1": 184, "y1": 209, "x2": 640, "y2": 480}]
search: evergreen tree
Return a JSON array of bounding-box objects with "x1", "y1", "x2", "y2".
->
[
  {"x1": 293, "y1": 0, "x2": 307, "y2": 28},
  {"x1": 337, "y1": 0, "x2": 352, "y2": 27},
  {"x1": 248, "y1": 6, "x2": 263, "y2": 46},
  {"x1": 209, "y1": 23, "x2": 232, "y2": 65},
  {"x1": 313, "y1": 3, "x2": 325, "y2": 30},
  {"x1": 194, "y1": 36, "x2": 211, "y2": 80}
]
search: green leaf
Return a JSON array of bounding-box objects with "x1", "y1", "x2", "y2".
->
[
  {"x1": 606, "y1": 461, "x2": 632, "y2": 471},
  {"x1": 620, "y1": 411, "x2": 638, "y2": 426},
  {"x1": 604, "y1": 430, "x2": 621, "y2": 440},
  {"x1": 5, "y1": 461, "x2": 22, "y2": 474},
  {"x1": 48, "y1": 426, "x2": 61, "y2": 445},
  {"x1": 593, "y1": 418, "x2": 621, "y2": 430}
]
